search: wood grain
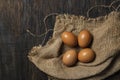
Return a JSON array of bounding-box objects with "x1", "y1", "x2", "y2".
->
[{"x1": 0, "y1": 0, "x2": 120, "y2": 80}]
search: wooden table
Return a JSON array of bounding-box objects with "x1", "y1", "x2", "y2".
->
[{"x1": 0, "y1": 0, "x2": 120, "y2": 80}]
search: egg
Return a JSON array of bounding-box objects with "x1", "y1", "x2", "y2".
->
[
  {"x1": 78, "y1": 48, "x2": 95, "y2": 63},
  {"x1": 78, "y1": 29, "x2": 92, "y2": 48},
  {"x1": 62, "y1": 49, "x2": 77, "y2": 66},
  {"x1": 61, "y1": 31, "x2": 77, "y2": 47}
]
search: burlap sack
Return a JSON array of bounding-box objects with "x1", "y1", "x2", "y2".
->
[{"x1": 28, "y1": 11, "x2": 120, "y2": 80}]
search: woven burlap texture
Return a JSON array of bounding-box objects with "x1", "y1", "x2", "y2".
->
[{"x1": 28, "y1": 11, "x2": 120, "y2": 80}]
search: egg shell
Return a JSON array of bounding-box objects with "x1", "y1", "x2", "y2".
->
[
  {"x1": 78, "y1": 48, "x2": 95, "y2": 63},
  {"x1": 78, "y1": 29, "x2": 92, "y2": 48},
  {"x1": 62, "y1": 49, "x2": 77, "y2": 66},
  {"x1": 61, "y1": 31, "x2": 77, "y2": 47}
]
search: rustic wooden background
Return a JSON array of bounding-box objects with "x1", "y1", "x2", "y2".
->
[{"x1": 0, "y1": 0, "x2": 120, "y2": 80}]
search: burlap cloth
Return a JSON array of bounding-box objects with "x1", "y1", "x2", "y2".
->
[{"x1": 28, "y1": 11, "x2": 120, "y2": 80}]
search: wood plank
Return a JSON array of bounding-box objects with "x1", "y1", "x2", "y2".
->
[{"x1": 0, "y1": 0, "x2": 119, "y2": 80}]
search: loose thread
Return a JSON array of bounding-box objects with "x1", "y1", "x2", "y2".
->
[
  {"x1": 26, "y1": 29, "x2": 53, "y2": 37},
  {"x1": 109, "y1": 0, "x2": 120, "y2": 8},
  {"x1": 87, "y1": 5, "x2": 111, "y2": 18},
  {"x1": 43, "y1": 13, "x2": 59, "y2": 33},
  {"x1": 42, "y1": 13, "x2": 58, "y2": 45},
  {"x1": 27, "y1": 0, "x2": 120, "y2": 45},
  {"x1": 116, "y1": 5, "x2": 120, "y2": 11},
  {"x1": 109, "y1": 0, "x2": 120, "y2": 11},
  {"x1": 87, "y1": 0, "x2": 120, "y2": 18},
  {"x1": 26, "y1": 13, "x2": 58, "y2": 46}
]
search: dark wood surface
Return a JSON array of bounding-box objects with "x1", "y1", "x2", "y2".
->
[{"x1": 0, "y1": 0, "x2": 120, "y2": 80}]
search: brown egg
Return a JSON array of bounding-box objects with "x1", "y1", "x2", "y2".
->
[
  {"x1": 61, "y1": 31, "x2": 77, "y2": 47},
  {"x1": 62, "y1": 49, "x2": 77, "y2": 66},
  {"x1": 78, "y1": 48, "x2": 95, "y2": 63},
  {"x1": 78, "y1": 29, "x2": 92, "y2": 48}
]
